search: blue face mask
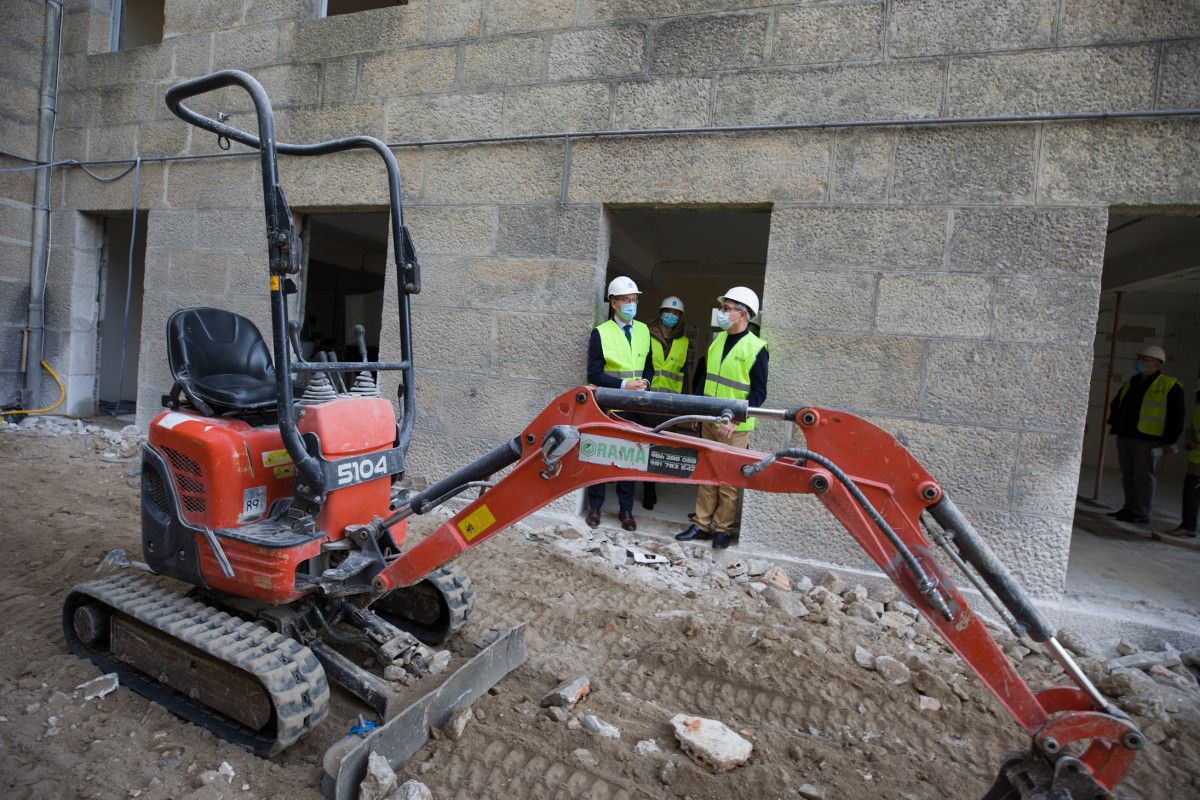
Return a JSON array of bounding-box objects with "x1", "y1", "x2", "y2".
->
[
  {"x1": 619, "y1": 302, "x2": 637, "y2": 322},
  {"x1": 660, "y1": 311, "x2": 679, "y2": 327},
  {"x1": 1134, "y1": 359, "x2": 1147, "y2": 373},
  {"x1": 715, "y1": 310, "x2": 733, "y2": 331}
]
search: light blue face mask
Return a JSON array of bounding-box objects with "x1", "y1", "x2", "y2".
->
[
  {"x1": 660, "y1": 311, "x2": 679, "y2": 327},
  {"x1": 715, "y1": 310, "x2": 733, "y2": 331},
  {"x1": 1134, "y1": 359, "x2": 1147, "y2": 373},
  {"x1": 619, "y1": 302, "x2": 637, "y2": 322}
]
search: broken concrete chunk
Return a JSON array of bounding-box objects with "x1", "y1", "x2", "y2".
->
[
  {"x1": 543, "y1": 705, "x2": 568, "y2": 722},
  {"x1": 878, "y1": 611, "x2": 912, "y2": 629},
  {"x1": 761, "y1": 566, "x2": 791, "y2": 591},
  {"x1": 873, "y1": 656, "x2": 911, "y2": 686},
  {"x1": 658, "y1": 761, "x2": 677, "y2": 785},
  {"x1": 358, "y1": 752, "x2": 397, "y2": 800},
  {"x1": 572, "y1": 748, "x2": 598, "y2": 767},
  {"x1": 634, "y1": 739, "x2": 662, "y2": 757},
  {"x1": 746, "y1": 559, "x2": 771, "y2": 576},
  {"x1": 797, "y1": 782, "x2": 827, "y2": 799},
  {"x1": 670, "y1": 714, "x2": 753, "y2": 773},
  {"x1": 1116, "y1": 639, "x2": 1139, "y2": 656},
  {"x1": 580, "y1": 713, "x2": 620, "y2": 740},
  {"x1": 725, "y1": 561, "x2": 748, "y2": 578},
  {"x1": 853, "y1": 645, "x2": 875, "y2": 670},
  {"x1": 843, "y1": 584, "x2": 870, "y2": 604},
  {"x1": 393, "y1": 780, "x2": 433, "y2": 800},
  {"x1": 76, "y1": 673, "x2": 119, "y2": 701},
  {"x1": 426, "y1": 650, "x2": 452, "y2": 677},
  {"x1": 844, "y1": 601, "x2": 879, "y2": 623},
  {"x1": 541, "y1": 676, "x2": 590, "y2": 708},
  {"x1": 443, "y1": 707, "x2": 472, "y2": 741},
  {"x1": 763, "y1": 587, "x2": 809, "y2": 618},
  {"x1": 818, "y1": 572, "x2": 847, "y2": 596},
  {"x1": 1109, "y1": 647, "x2": 1181, "y2": 671}
]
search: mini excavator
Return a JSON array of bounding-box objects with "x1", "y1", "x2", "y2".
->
[{"x1": 63, "y1": 70, "x2": 1143, "y2": 799}]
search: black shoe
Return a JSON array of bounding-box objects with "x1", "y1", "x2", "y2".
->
[
  {"x1": 642, "y1": 499, "x2": 656, "y2": 510},
  {"x1": 585, "y1": 507, "x2": 601, "y2": 528},
  {"x1": 712, "y1": 532, "x2": 730, "y2": 550},
  {"x1": 1111, "y1": 510, "x2": 1138, "y2": 522},
  {"x1": 1106, "y1": 508, "x2": 1131, "y2": 517},
  {"x1": 675, "y1": 524, "x2": 711, "y2": 542},
  {"x1": 619, "y1": 510, "x2": 637, "y2": 531}
]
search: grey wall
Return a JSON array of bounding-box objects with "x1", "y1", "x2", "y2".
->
[{"x1": 17, "y1": 0, "x2": 1200, "y2": 597}]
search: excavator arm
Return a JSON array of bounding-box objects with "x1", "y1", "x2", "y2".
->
[{"x1": 370, "y1": 386, "x2": 1142, "y2": 798}]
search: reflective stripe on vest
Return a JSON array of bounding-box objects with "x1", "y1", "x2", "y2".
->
[
  {"x1": 703, "y1": 330, "x2": 767, "y2": 432},
  {"x1": 650, "y1": 335, "x2": 688, "y2": 393},
  {"x1": 1117, "y1": 373, "x2": 1179, "y2": 437},
  {"x1": 1191, "y1": 407, "x2": 1200, "y2": 465},
  {"x1": 596, "y1": 318, "x2": 650, "y2": 383}
]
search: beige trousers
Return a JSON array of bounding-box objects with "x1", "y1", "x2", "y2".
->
[{"x1": 693, "y1": 421, "x2": 750, "y2": 534}]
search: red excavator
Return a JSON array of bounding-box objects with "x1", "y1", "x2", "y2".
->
[{"x1": 63, "y1": 70, "x2": 1142, "y2": 799}]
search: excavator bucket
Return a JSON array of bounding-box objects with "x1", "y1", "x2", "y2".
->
[{"x1": 321, "y1": 622, "x2": 527, "y2": 800}]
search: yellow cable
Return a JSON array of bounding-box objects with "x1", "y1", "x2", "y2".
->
[{"x1": 5, "y1": 360, "x2": 66, "y2": 416}]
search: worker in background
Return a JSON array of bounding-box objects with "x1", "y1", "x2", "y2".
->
[
  {"x1": 1106, "y1": 345, "x2": 1185, "y2": 524},
  {"x1": 1164, "y1": 382, "x2": 1200, "y2": 539},
  {"x1": 676, "y1": 287, "x2": 767, "y2": 550},
  {"x1": 642, "y1": 296, "x2": 692, "y2": 512},
  {"x1": 586, "y1": 276, "x2": 653, "y2": 531}
]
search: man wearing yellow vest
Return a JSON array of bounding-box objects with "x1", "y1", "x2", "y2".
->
[
  {"x1": 676, "y1": 287, "x2": 767, "y2": 550},
  {"x1": 1106, "y1": 345, "x2": 1185, "y2": 524},
  {"x1": 585, "y1": 276, "x2": 654, "y2": 531},
  {"x1": 641, "y1": 296, "x2": 692, "y2": 511},
  {"x1": 1164, "y1": 382, "x2": 1200, "y2": 539}
]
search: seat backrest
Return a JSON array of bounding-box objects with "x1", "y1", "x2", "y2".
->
[{"x1": 167, "y1": 307, "x2": 274, "y2": 401}]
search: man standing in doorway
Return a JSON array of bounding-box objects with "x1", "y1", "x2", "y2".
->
[
  {"x1": 1164, "y1": 382, "x2": 1200, "y2": 539},
  {"x1": 676, "y1": 287, "x2": 767, "y2": 550},
  {"x1": 642, "y1": 296, "x2": 691, "y2": 511},
  {"x1": 1107, "y1": 345, "x2": 1185, "y2": 524},
  {"x1": 585, "y1": 276, "x2": 653, "y2": 531}
]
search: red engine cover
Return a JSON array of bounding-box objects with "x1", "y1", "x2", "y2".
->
[{"x1": 147, "y1": 397, "x2": 406, "y2": 603}]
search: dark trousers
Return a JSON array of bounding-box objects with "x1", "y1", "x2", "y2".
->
[
  {"x1": 642, "y1": 481, "x2": 657, "y2": 508},
  {"x1": 1116, "y1": 436, "x2": 1162, "y2": 519},
  {"x1": 588, "y1": 481, "x2": 635, "y2": 513},
  {"x1": 1182, "y1": 473, "x2": 1200, "y2": 532}
]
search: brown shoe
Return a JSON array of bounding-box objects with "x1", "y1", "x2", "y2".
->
[
  {"x1": 1163, "y1": 526, "x2": 1197, "y2": 539},
  {"x1": 585, "y1": 507, "x2": 601, "y2": 528},
  {"x1": 619, "y1": 510, "x2": 637, "y2": 531}
]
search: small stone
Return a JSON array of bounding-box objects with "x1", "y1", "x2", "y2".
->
[
  {"x1": 878, "y1": 611, "x2": 912, "y2": 629},
  {"x1": 543, "y1": 705, "x2": 568, "y2": 722},
  {"x1": 1055, "y1": 628, "x2": 1098, "y2": 658},
  {"x1": 426, "y1": 650, "x2": 452, "y2": 676},
  {"x1": 670, "y1": 714, "x2": 753, "y2": 773},
  {"x1": 746, "y1": 559, "x2": 771, "y2": 576},
  {"x1": 818, "y1": 571, "x2": 847, "y2": 596},
  {"x1": 658, "y1": 761, "x2": 677, "y2": 785},
  {"x1": 384, "y1": 665, "x2": 413, "y2": 684},
  {"x1": 887, "y1": 601, "x2": 919, "y2": 617},
  {"x1": 443, "y1": 707, "x2": 472, "y2": 741},
  {"x1": 853, "y1": 645, "x2": 875, "y2": 669},
  {"x1": 682, "y1": 616, "x2": 703, "y2": 637},
  {"x1": 572, "y1": 748, "x2": 598, "y2": 767},
  {"x1": 394, "y1": 779, "x2": 433, "y2": 800},
  {"x1": 918, "y1": 695, "x2": 942, "y2": 711},
  {"x1": 873, "y1": 656, "x2": 911, "y2": 686},
  {"x1": 558, "y1": 524, "x2": 587, "y2": 540},
  {"x1": 763, "y1": 587, "x2": 809, "y2": 618},
  {"x1": 1116, "y1": 639, "x2": 1138, "y2": 656},
  {"x1": 358, "y1": 752, "x2": 396, "y2": 800},
  {"x1": 844, "y1": 601, "x2": 879, "y2": 623},
  {"x1": 797, "y1": 784, "x2": 827, "y2": 800},
  {"x1": 747, "y1": 581, "x2": 767, "y2": 593},
  {"x1": 566, "y1": 717, "x2": 582, "y2": 730},
  {"x1": 580, "y1": 713, "x2": 620, "y2": 740},
  {"x1": 633, "y1": 739, "x2": 662, "y2": 757},
  {"x1": 762, "y1": 567, "x2": 791, "y2": 591},
  {"x1": 844, "y1": 584, "x2": 870, "y2": 603},
  {"x1": 725, "y1": 561, "x2": 748, "y2": 578},
  {"x1": 76, "y1": 673, "x2": 120, "y2": 701},
  {"x1": 541, "y1": 676, "x2": 590, "y2": 708},
  {"x1": 1109, "y1": 647, "x2": 1180, "y2": 671},
  {"x1": 869, "y1": 583, "x2": 900, "y2": 604}
]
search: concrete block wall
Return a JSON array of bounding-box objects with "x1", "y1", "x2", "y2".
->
[{"x1": 25, "y1": 0, "x2": 1200, "y2": 597}]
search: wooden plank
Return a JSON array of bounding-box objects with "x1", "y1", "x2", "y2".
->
[{"x1": 111, "y1": 616, "x2": 272, "y2": 730}]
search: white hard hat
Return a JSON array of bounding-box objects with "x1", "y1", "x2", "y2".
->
[
  {"x1": 718, "y1": 286, "x2": 760, "y2": 318},
  {"x1": 660, "y1": 296, "x2": 684, "y2": 313},
  {"x1": 1137, "y1": 345, "x2": 1166, "y2": 362},
  {"x1": 606, "y1": 276, "x2": 641, "y2": 298}
]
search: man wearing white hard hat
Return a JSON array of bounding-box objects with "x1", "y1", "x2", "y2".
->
[
  {"x1": 1106, "y1": 344, "x2": 1186, "y2": 524},
  {"x1": 641, "y1": 295, "x2": 693, "y2": 511},
  {"x1": 676, "y1": 286, "x2": 768, "y2": 550},
  {"x1": 585, "y1": 276, "x2": 654, "y2": 531}
]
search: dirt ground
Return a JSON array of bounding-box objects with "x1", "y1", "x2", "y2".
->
[{"x1": 1, "y1": 429, "x2": 1198, "y2": 800}]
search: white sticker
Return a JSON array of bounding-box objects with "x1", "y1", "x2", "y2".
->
[
  {"x1": 158, "y1": 411, "x2": 195, "y2": 430},
  {"x1": 578, "y1": 434, "x2": 649, "y2": 471},
  {"x1": 241, "y1": 486, "x2": 267, "y2": 522}
]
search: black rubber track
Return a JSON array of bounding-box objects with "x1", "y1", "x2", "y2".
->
[
  {"x1": 63, "y1": 572, "x2": 330, "y2": 756},
  {"x1": 373, "y1": 564, "x2": 476, "y2": 645}
]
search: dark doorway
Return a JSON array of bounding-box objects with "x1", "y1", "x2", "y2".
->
[{"x1": 97, "y1": 212, "x2": 147, "y2": 416}]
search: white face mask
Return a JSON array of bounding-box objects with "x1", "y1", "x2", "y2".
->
[{"x1": 715, "y1": 310, "x2": 733, "y2": 330}]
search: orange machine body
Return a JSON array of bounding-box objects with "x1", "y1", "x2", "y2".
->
[{"x1": 147, "y1": 396, "x2": 406, "y2": 603}]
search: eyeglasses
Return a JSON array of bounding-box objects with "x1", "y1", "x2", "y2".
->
[{"x1": 718, "y1": 304, "x2": 742, "y2": 314}]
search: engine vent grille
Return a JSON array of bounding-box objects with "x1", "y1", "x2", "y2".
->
[{"x1": 161, "y1": 446, "x2": 206, "y2": 514}]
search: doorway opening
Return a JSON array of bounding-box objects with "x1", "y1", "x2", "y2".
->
[
  {"x1": 297, "y1": 212, "x2": 389, "y2": 362},
  {"x1": 97, "y1": 212, "x2": 147, "y2": 417},
  {"x1": 1071, "y1": 210, "x2": 1200, "y2": 619},
  {"x1": 600, "y1": 206, "x2": 771, "y2": 527}
]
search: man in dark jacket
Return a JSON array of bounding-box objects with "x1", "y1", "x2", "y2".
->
[{"x1": 1107, "y1": 345, "x2": 1185, "y2": 524}]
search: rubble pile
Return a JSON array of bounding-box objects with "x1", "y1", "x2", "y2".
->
[{"x1": 3, "y1": 415, "x2": 143, "y2": 461}]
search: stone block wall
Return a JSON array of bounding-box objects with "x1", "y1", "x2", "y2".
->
[{"x1": 14, "y1": 0, "x2": 1200, "y2": 597}]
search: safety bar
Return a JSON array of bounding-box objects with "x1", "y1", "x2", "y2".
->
[{"x1": 592, "y1": 388, "x2": 748, "y2": 421}]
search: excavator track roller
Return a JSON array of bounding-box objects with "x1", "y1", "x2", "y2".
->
[{"x1": 372, "y1": 565, "x2": 476, "y2": 645}]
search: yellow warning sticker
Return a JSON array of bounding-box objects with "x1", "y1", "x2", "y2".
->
[
  {"x1": 457, "y1": 504, "x2": 496, "y2": 542},
  {"x1": 272, "y1": 464, "x2": 295, "y2": 479},
  {"x1": 262, "y1": 448, "x2": 293, "y2": 468},
  {"x1": 270, "y1": 275, "x2": 280, "y2": 291}
]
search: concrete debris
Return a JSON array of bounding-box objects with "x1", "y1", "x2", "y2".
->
[
  {"x1": 1182, "y1": 648, "x2": 1200, "y2": 669},
  {"x1": 818, "y1": 572, "x2": 847, "y2": 596},
  {"x1": 853, "y1": 645, "x2": 875, "y2": 669},
  {"x1": 658, "y1": 761, "x2": 677, "y2": 785},
  {"x1": 572, "y1": 748, "x2": 598, "y2": 767},
  {"x1": 887, "y1": 601, "x2": 918, "y2": 618},
  {"x1": 1116, "y1": 639, "x2": 1139, "y2": 656},
  {"x1": 844, "y1": 601, "x2": 880, "y2": 623},
  {"x1": 878, "y1": 611, "x2": 912, "y2": 629},
  {"x1": 870, "y1": 583, "x2": 900, "y2": 604},
  {"x1": 391, "y1": 780, "x2": 433, "y2": 800},
  {"x1": 762, "y1": 587, "x2": 809, "y2": 618},
  {"x1": 76, "y1": 673, "x2": 119, "y2": 701},
  {"x1": 918, "y1": 695, "x2": 942, "y2": 711},
  {"x1": 580, "y1": 713, "x2": 620, "y2": 740},
  {"x1": 633, "y1": 739, "x2": 662, "y2": 757},
  {"x1": 843, "y1": 585, "x2": 870, "y2": 604},
  {"x1": 1110, "y1": 646, "x2": 1181, "y2": 672},
  {"x1": 542, "y1": 705, "x2": 568, "y2": 722},
  {"x1": 746, "y1": 559, "x2": 772, "y2": 577},
  {"x1": 541, "y1": 676, "x2": 589, "y2": 708},
  {"x1": 1055, "y1": 628, "x2": 1099, "y2": 658},
  {"x1": 598, "y1": 543, "x2": 628, "y2": 566},
  {"x1": 873, "y1": 656, "x2": 911, "y2": 686},
  {"x1": 426, "y1": 650, "x2": 452, "y2": 677},
  {"x1": 725, "y1": 561, "x2": 748, "y2": 578},
  {"x1": 670, "y1": 714, "x2": 753, "y2": 773},
  {"x1": 358, "y1": 752, "x2": 397, "y2": 800},
  {"x1": 797, "y1": 783, "x2": 827, "y2": 799},
  {"x1": 442, "y1": 707, "x2": 472, "y2": 741},
  {"x1": 761, "y1": 567, "x2": 791, "y2": 591},
  {"x1": 682, "y1": 616, "x2": 703, "y2": 637},
  {"x1": 794, "y1": 575, "x2": 814, "y2": 593}
]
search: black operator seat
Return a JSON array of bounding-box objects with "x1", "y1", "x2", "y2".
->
[{"x1": 166, "y1": 307, "x2": 278, "y2": 414}]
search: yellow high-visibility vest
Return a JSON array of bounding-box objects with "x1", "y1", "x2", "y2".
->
[
  {"x1": 1118, "y1": 373, "x2": 1179, "y2": 437},
  {"x1": 595, "y1": 318, "x2": 650, "y2": 384},
  {"x1": 650, "y1": 335, "x2": 688, "y2": 393},
  {"x1": 703, "y1": 330, "x2": 767, "y2": 432}
]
